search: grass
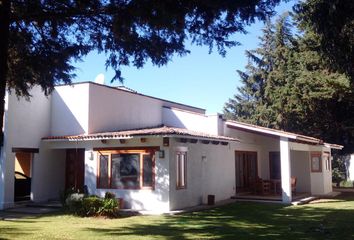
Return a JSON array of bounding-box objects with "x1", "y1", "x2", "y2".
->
[{"x1": 1, "y1": 193, "x2": 354, "y2": 240}]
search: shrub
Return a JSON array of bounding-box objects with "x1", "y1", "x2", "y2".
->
[
  {"x1": 64, "y1": 192, "x2": 119, "y2": 217},
  {"x1": 101, "y1": 197, "x2": 119, "y2": 217},
  {"x1": 65, "y1": 193, "x2": 85, "y2": 214},
  {"x1": 104, "y1": 192, "x2": 116, "y2": 199},
  {"x1": 59, "y1": 188, "x2": 76, "y2": 206},
  {"x1": 81, "y1": 196, "x2": 104, "y2": 216}
]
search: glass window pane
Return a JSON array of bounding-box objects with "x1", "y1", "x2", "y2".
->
[
  {"x1": 143, "y1": 154, "x2": 153, "y2": 187},
  {"x1": 176, "y1": 152, "x2": 186, "y2": 188},
  {"x1": 269, "y1": 152, "x2": 281, "y2": 179},
  {"x1": 111, "y1": 154, "x2": 140, "y2": 188},
  {"x1": 111, "y1": 154, "x2": 122, "y2": 188},
  {"x1": 99, "y1": 155, "x2": 109, "y2": 188}
]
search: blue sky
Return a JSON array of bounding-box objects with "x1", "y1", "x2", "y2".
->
[{"x1": 73, "y1": 1, "x2": 295, "y2": 114}]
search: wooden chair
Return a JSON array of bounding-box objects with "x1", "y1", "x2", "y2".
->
[
  {"x1": 291, "y1": 177, "x2": 297, "y2": 195},
  {"x1": 249, "y1": 177, "x2": 263, "y2": 194},
  {"x1": 261, "y1": 180, "x2": 271, "y2": 195}
]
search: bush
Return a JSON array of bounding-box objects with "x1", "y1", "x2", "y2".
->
[
  {"x1": 64, "y1": 192, "x2": 119, "y2": 217},
  {"x1": 59, "y1": 188, "x2": 76, "y2": 206},
  {"x1": 104, "y1": 192, "x2": 116, "y2": 199}
]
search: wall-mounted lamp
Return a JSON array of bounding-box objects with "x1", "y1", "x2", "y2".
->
[
  {"x1": 119, "y1": 139, "x2": 126, "y2": 144},
  {"x1": 202, "y1": 155, "x2": 207, "y2": 163},
  {"x1": 101, "y1": 139, "x2": 107, "y2": 144}
]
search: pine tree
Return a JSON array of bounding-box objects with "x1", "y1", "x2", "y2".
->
[
  {"x1": 224, "y1": 19, "x2": 275, "y2": 125},
  {"x1": 224, "y1": 12, "x2": 354, "y2": 153}
]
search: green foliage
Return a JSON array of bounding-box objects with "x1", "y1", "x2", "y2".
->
[
  {"x1": 3, "y1": 0, "x2": 282, "y2": 96},
  {"x1": 59, "y1": 188, "x2": 77, "y2": 206},
  {"x1": 224, "y1": 12, "x2": 354, "y2": 154},
  {"x1": 64, "y1": 192, "x2": 119, "y2": 217},
  {"x1": 294, "y1": 0, "x2": 354, "y2": 82},
  {"x1": 0, "y1": 0, "x2": 282, "y2": 145}
]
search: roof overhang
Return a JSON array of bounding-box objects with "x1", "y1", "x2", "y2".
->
[
  {"x1": 324, "y1": 143, "x2": 344, "y2": 150},
  {"x1": 42, "y1": 126, "x2": 240, "y2": 143},
  {"x1": 226, "y1": 121, "x2": 321, "y2": 144}
]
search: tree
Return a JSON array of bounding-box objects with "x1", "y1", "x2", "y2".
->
[
  {"x1": 0, "y1": 0, "x2": 282, "y2": 144},
  {"x1": 224, "y1": 12, "x2": 354, "y2": 153},
  {"x1": 224, "y1": 19, "x2": 274, "y2": 125},
  {"x1": 294, "y1": 0, "x2": 354, "y2": 83}
]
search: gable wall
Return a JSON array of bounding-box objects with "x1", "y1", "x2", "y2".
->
[
  {"x1": 51, "y1": 84, "x2": 90, "y2": 136},
  {"x1": 88, "y1": 84, "x2": 163, "y2": 133},
  {"x1": 162, "y1": 107, "x2": 223, "y2": 135},
  {"x1": 0, "y1": 86, "x2": 51, "y2": 209}
]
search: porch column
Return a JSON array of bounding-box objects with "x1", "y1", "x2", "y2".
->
[{"x1": 280, "y1": 137, "x2": 292, "y2": 203}]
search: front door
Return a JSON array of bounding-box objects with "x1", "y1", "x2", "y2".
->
[
  {"x1": 235, "y1": 151, "x2": 257, "y2": 191},
  {"x1": 14, "y1": 152, "x2": 33, "y2": 201},
  {"x1": 65, "y1": 149, "x2": 85, "y2": 192}
]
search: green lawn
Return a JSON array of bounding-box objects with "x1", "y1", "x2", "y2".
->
[{"x1": 1, "y1": 193, "x2": 354, "y2": 240}]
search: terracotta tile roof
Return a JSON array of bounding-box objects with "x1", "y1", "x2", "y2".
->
[
  {"x1": 226, "y1": 120, "x2": 322, "y2": 143},
  {"x1": 226, "y1": 120, "x2": 343, "y2": 149},
  {"x1": 42, "y1": 126, "x2": 239, "y2": 142}
]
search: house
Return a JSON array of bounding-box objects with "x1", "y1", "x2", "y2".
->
[
  {"x1": 346, "y1": 154, "x2": 354, "y2": 182},
  {"x1": 0, "y1": 82, "x2": 342, "y2": 212}
]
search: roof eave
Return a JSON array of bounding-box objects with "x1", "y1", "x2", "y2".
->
[
  {"x1": 42, "y1": 133, "x2": 239, "y2": 143},
  {"x1": 226, "y1": 121, "x2": 297, "y2": 140}
]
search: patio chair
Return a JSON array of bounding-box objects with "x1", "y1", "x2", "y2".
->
[
  {"x1": 249, "y1": 177, "x2": 263, "y2": 194},
  {"x1": 261, "y1": 180, "x2": 271, "y2": 195}
]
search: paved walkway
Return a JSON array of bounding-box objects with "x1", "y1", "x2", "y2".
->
[{"x1": 0, "y1": 203, "x2": 61, "y2": 221}]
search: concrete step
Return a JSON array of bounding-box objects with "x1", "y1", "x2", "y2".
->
[
  {"x1": 292, "y1": 196, "x2": 317, "y2": 205},
  {"x1": 26, "y1": 201, "x2": 62, "y2": 209}
]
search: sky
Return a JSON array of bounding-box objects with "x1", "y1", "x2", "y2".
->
[{"x1": 72, "y1": 1, "x2": 295, "y2": 114}]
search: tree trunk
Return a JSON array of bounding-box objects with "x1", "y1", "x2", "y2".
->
[{"x1": 0, "y1": 0, "x2": 10, "y2": 146}]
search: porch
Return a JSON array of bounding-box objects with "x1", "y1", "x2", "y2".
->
[{"x1": 234, "y1": 136, "x2": 333, "y2": 204}]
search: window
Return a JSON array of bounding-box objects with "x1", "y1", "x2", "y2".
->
[
  {"x1": 311, "y1": 152, "x2": 322, "y2": 172},
  {"x1": 323, "y1": 152, "x2": 331, "y2": 171},
  {"x1": 98, "y1": 154, "x2": 109, "y2": 188},
  {"x1": 176, "y1": 151, "x2": 187, "y2": 189},
  {"x1": 97, "y1": 149, "x2": 156, "y2": 189},
  {"x1": 269, "y1": 152, "x2": 281, "y2": 180}
]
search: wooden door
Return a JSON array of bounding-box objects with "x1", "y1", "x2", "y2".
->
[
  {"x1": 235, "y1": 151, "x2": 257, "y2": 190},
  {"x1": 65, "y1": 149, "x2": 85, "y2": 191}
]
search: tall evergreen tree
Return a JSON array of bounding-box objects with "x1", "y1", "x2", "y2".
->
[
  {"x1": 224, "y1": 19, "x2": 275, "y2": 125},
  {"x1": 294, "y1": 0, "x2": 354, "y2": 83},
  {"x1": 224, "y1": 12, "x2": 354, "y2": 154}
]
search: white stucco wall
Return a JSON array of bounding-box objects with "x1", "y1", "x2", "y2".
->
[
  {"x1": 88, "y1": 84, "x2": 162, "y2": 133},
  {"x1": 46, "y1": 137, "x2": 170, "y2": 212},
  {"x1": 322, "y1": 148, "x2": 333, "y2": 194},
  {"x1": 169, "y1": 139, "x2": 236, "y2": 210},
  {"x1": 31, "y1": 147, "x2": 66, "y2": 202},
  {"x1": 162, "y1": 107, "x2": 223, "y2": 135},
  {"x1": 51, "y1": 84, "x2": 90, "y2": 136},
  {"x1": 88, "y1": 139, "x2": 169, "y2": 212},
  {"x1": 290, "y1": 151, "x2": 311, "y2": 193},
  {"x1": 349, "y1": 154, "x2": 354, "y2": 181},
  {"x1": 0, "y1": 87, "x2": 51, "y2": 209},
  {"x1": 225, "y1": 126, "x2": 280, "y2": 180}
]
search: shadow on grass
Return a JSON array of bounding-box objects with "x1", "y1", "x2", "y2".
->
[
  {"x1": 84, "y1": 201, "x2": 354, "y2": 240},
  {"x1": 0, "y1": 225, "x2": 38, "y2": 240}
]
